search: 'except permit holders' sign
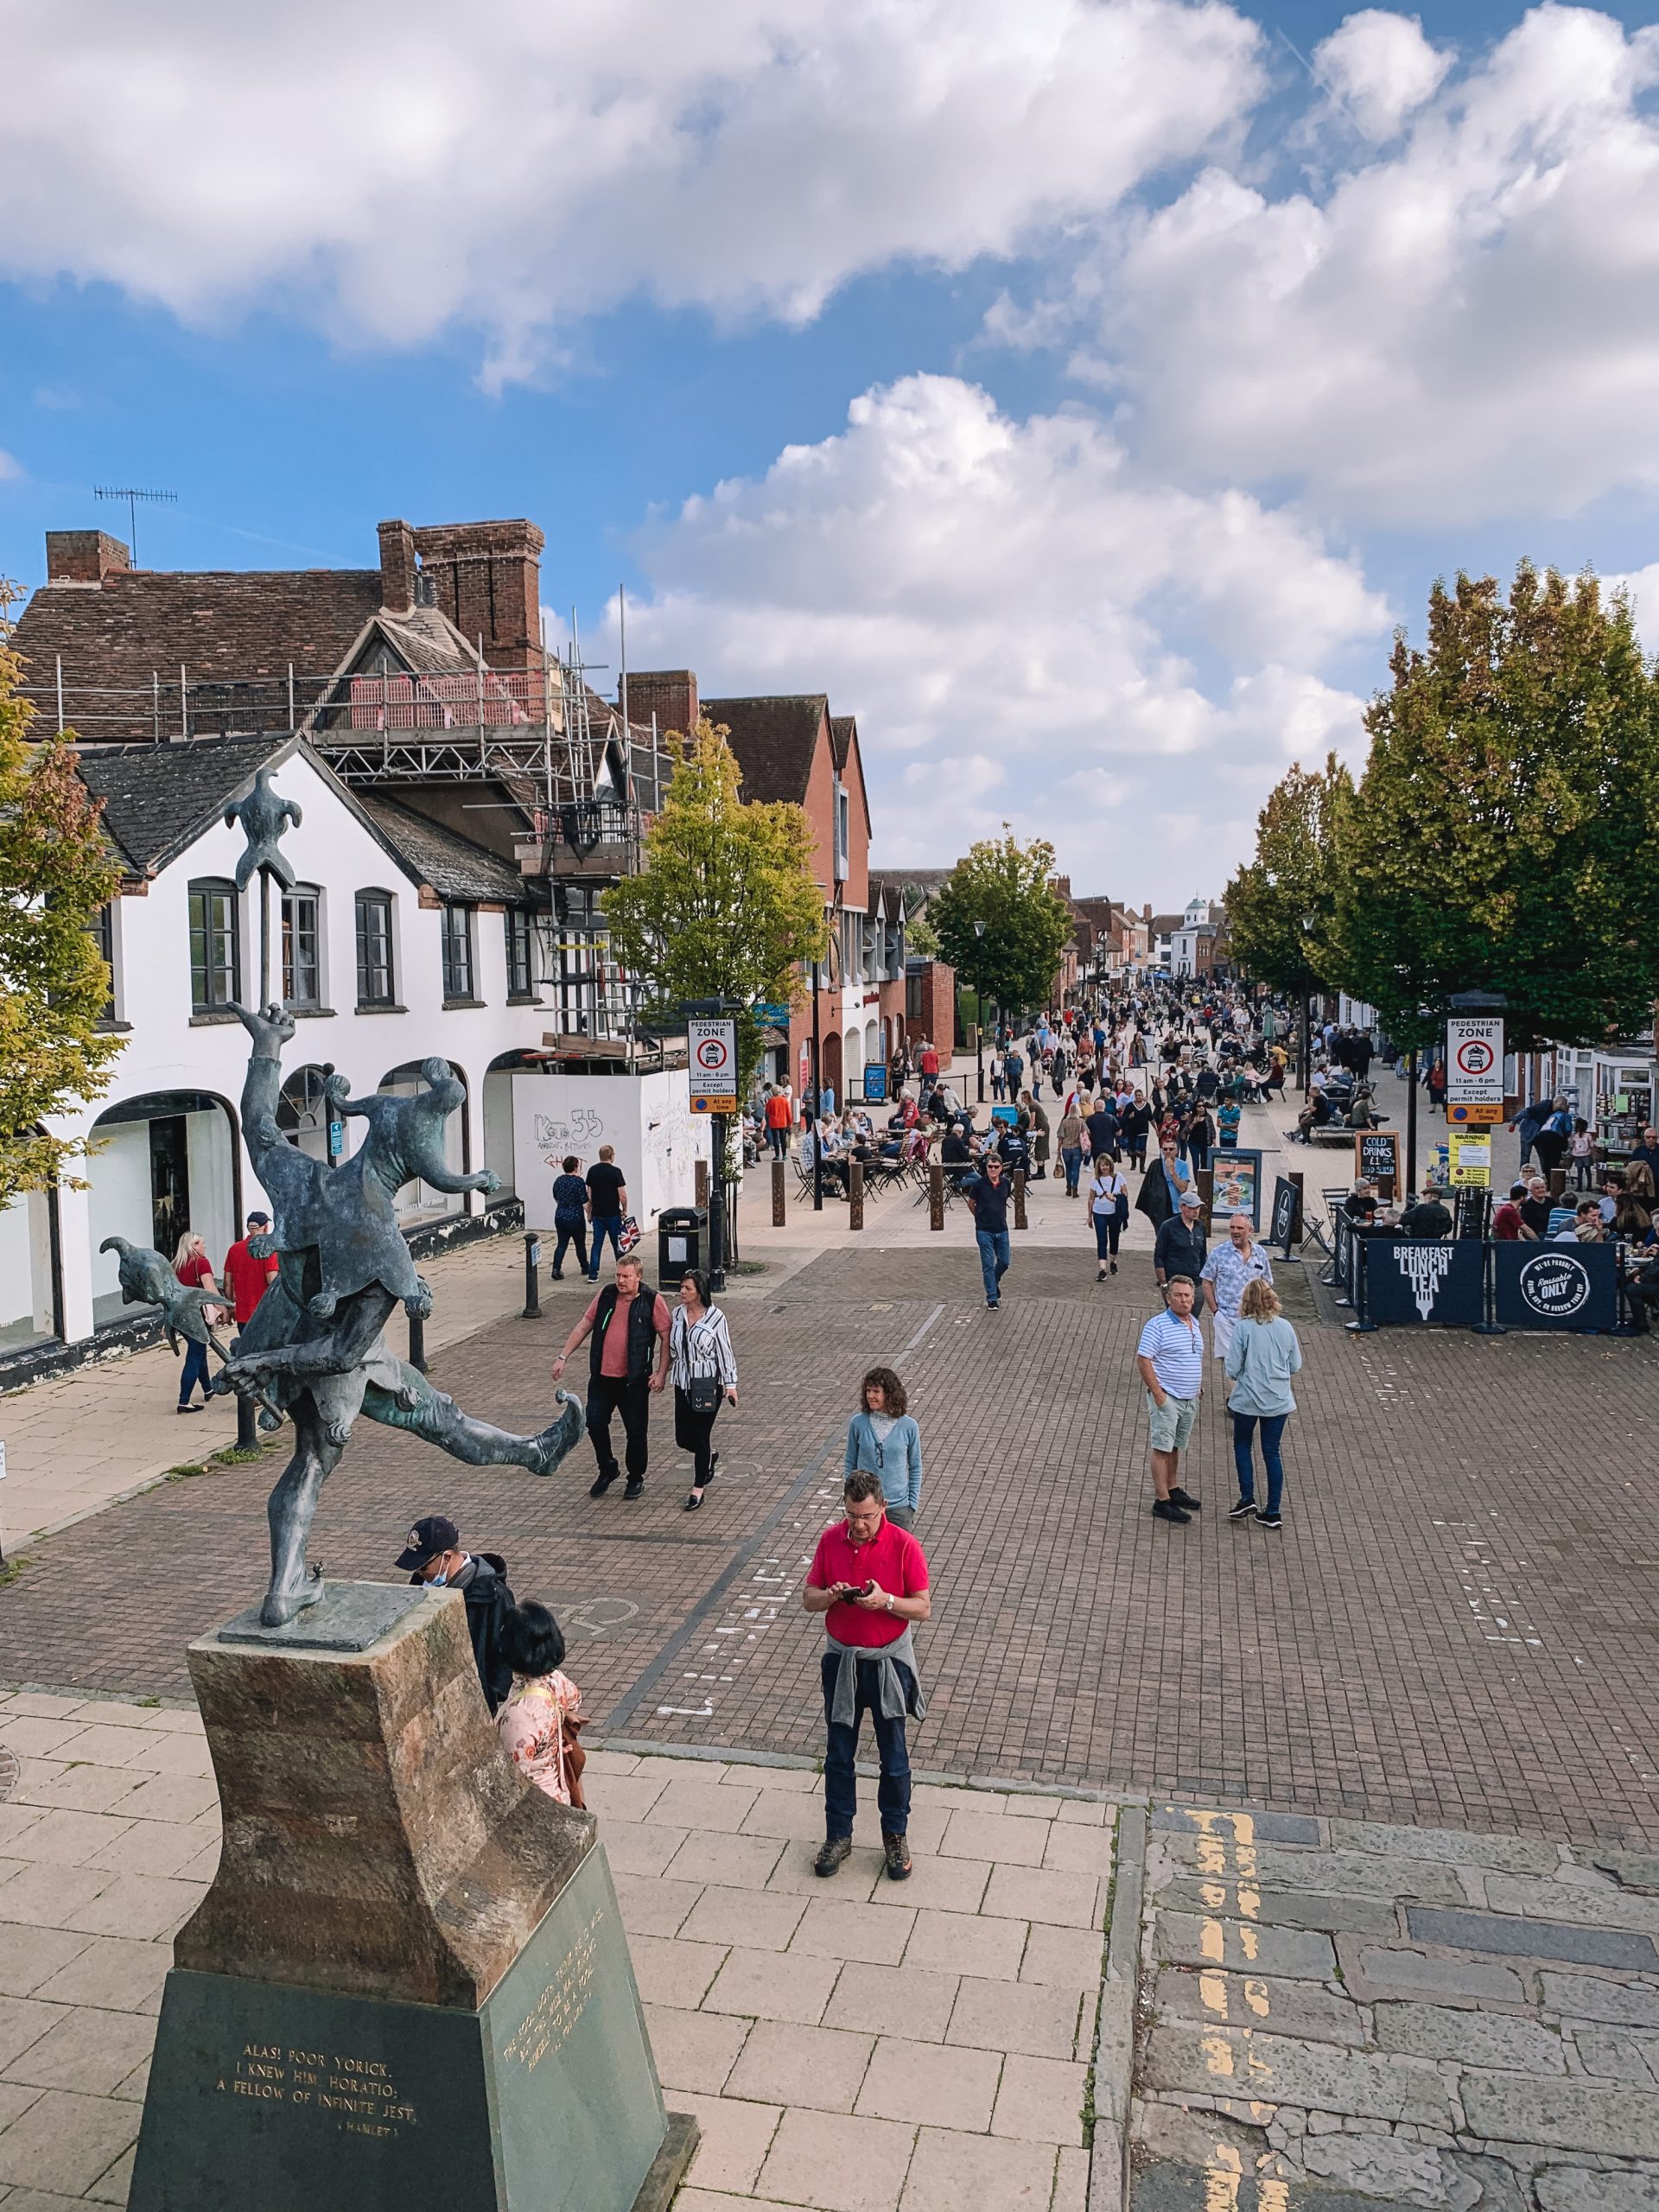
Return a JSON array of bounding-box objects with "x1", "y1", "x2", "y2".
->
[{"x1": 1446, "y1": 1016, "x2": 1504, "y2": 1106}]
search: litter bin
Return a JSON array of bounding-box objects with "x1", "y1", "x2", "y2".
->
[{"x1": 658, "y1": 1205, "x2": 707, "y2": 1288}]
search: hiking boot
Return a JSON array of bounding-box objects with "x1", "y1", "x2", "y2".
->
[
  {"x1": 588, "y1": 1469, "x2": 618, "y2": 1498},
  {"x1": 1151, "y1": 1498, "x2": 1192, "y2": 1525},
  {"x1": 815, "y1": 1836, "x2": 853, "y2": 1878},
  {"x1": 1168, "y1": 1487, "x2": 1202, "y2": 1511},
  {"x1": 882, "y1": 1832, "x2": 912, "y2": 1880},
  {"x1": 623, "y1": 1475, "x2": 645, "y2": 1499}
]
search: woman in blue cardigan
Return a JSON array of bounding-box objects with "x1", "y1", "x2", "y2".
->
[{"x1": 844, "y1": 1366, "x2": 924, "y2": 1529}]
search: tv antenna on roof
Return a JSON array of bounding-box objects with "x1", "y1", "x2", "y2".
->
[{"x1": 93, "y1": 485, "x2": 177, "y2": 568}]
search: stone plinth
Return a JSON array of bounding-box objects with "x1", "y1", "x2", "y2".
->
[{"x1": 130, "y1": 1582, "x2": 693, "y2": 2212}]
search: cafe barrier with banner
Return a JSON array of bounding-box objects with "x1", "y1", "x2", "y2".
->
[
  {"x1": 1346, "y1": 1234, "x2": 1631, "y2": 1334},
  {"x1": 1353, "y1": 1237, "x2": 1487, "y2": 1330},
  {"x1": 1491, "y1": 1241, "x2": 1620, "y2": 1332}
]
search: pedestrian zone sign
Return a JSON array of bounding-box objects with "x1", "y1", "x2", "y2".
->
[
  {"x1": 1446, "y1": 1016, "x2": 1503, "y2": 1106},
  {"x1": 689, "y1": 1017, "x2": 738, "y2": 1115}
]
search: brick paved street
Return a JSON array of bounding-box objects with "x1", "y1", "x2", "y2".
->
[{"x1": 3, "y1": 1175, "x2": 1657, "y2": 1845}]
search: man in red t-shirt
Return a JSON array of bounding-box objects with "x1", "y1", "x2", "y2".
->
[
  {"x1": 222, "y1": 1211, "x2": 280, "y2": 1330},
  {"x1": 804, "y1": 1468, "x2": 931, "y2": 1881},
  {"x1": 918, "y1": 1040, "x2": 940, "y2": 1081}
]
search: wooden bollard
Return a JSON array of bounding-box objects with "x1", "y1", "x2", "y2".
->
[
  {"x1": 1549, "y1": 1166, "x2": 1567, "y2": 1201},
  {"x1": 929, "y1": 1162, "x2": 944, "y2": 1230},
  {"x1": 849, "y1": 1160, "x2": 865, "y2": 1230},
  {"x1": 1197, "y1": 1165, "x2": 1213, "y2": 1224},
  {"x1": 772, "y1": 1159, "x2": 786, "y2": 1227},
  {"x1": 695, "y1": 1158, "x2": 710, "y2": 1208},
  {"x1": 1014, "y1": 1171, "x2": 1027, "y2": 1229}
]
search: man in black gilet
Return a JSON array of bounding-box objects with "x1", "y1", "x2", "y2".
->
[{"x1": 552, "y1": 1253, "x2": 671, "y2": 1498}]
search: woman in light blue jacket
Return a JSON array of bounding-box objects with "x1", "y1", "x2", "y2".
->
[
  {"x1": 844, "y1": 1366, "x2": 923, "y2": 1529},
  {"x1": 1224, "y1": 1279, "x2": 1302, "y2": 1530}
]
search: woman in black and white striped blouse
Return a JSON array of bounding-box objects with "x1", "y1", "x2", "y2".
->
[{"x1": 671, "y1": 1270, "x2": 738, "y2": 1512}]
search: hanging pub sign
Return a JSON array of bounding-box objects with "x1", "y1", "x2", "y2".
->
[{"x1": 1491, "y1": 1242, "x2": 1618, "y2": 1332}]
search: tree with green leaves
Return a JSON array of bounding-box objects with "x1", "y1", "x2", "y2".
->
[
  {"x1": 1337, "y1": 563, "x2": 1659, "y2": 1052},
  {"x1": 930, "y1": 832, "x2": 1074, "y2": 1021},
  {"x1": 1224, "y1": 755, "x2": 1353, "y2": 1001},
  {"x1": 1, "y1": 584, "x2": 124, "y2": 1204},
  {"x1": 602, "y1": 719, "x2": 828, "y2": 1092}
]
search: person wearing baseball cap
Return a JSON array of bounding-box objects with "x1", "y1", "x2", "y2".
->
[
  {"x1": 396, "y1": 1516, "x2": 516, "y2": 1714},
  {"x1": 221, "y1": 1211, "x2": 279, "y2": 1329},
  {"x1": 1153, "y1": 1187, "x2": 1208, "y2": 1297}
]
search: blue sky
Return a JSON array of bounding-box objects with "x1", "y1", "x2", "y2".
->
[{"x1": 4, "y1": 2, "x2": 1659, "y2": 902}]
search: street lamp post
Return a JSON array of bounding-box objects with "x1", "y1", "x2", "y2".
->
[{"x1": 973, "y1": 920, "x2": 987, "y2": 1109}]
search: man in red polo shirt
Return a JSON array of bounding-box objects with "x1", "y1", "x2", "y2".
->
[
  {"x1": 221, "y1": 1211, "x2": 279, "y2": 1330},
  {"x1": 804, "y1": 1469, "x2": 931, "y2": 1882}
]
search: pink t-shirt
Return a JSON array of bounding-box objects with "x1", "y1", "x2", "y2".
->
[{"x1": 581, "y1": 1289, "x2": 671, "y2": 1378}]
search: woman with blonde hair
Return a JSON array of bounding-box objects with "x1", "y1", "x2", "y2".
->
[
  {"x1": 1224, "y1": 1277, "x2": 1302, "y2": 1529},
  {"x1": 171, "y1": 1231, "x2": 220, "y2": 1414}
]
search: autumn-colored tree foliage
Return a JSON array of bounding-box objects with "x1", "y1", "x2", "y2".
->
[{"x1": 0, "y1": 585, "x2": 124, "y2": 1202}]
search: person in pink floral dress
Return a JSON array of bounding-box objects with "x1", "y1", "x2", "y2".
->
[{"x1": 495, "y1": 1604, "x2": 584, "y2": 1808}]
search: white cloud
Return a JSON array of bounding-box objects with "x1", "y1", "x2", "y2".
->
[
  {"x1": 0, "y1": 0, "x2": 1262, "y2": 381},
  {"x1": 620, "y1": 374, "x2": 1384, "y2": 894},
  {"x1": 1029, "y1": 5, "x2": 1659, "y2": 525},
  {"x1": 0, "y1": 451, "x2": 21, "y2": 481},
  {"x1": 1601, "y1": 561, "x2": 1659, "y2": 652},
  {"x1": 1313, "y1": 10, "x2": 1452, "y2": 142}
]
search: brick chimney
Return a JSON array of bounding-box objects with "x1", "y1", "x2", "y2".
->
[
  {"x1": 378, "y1": 519, "x2": 416, "y2": 616},
  {"x1": 626, "y1": 671, "x2": 699, "y2": 738},
  {"x1": 410, "y1": 518, "x2": 544, "y2": 670},
  {"x1": 47, "y1": 530, "x2": 130, "y2": 584},
  {"x1": 1052, "y1": 874, "x2": 1072, "y2": 901}
]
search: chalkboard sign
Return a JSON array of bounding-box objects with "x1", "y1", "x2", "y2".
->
[
  {"x1": 1269, "y1": 1175, "x2": 1300, "y2": 1254},
  {"x1": 1356, "y1": 1129, "x2": 1400, "y2": 1191}
]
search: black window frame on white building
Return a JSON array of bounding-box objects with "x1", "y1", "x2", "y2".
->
[
  {"x1": 188, "y1": 878, "x2": 241, "y2": 1014},
  {"x1": 441, "y1": 902, "x2": 478, "y2": 1004},
  {"x1": 281, "y1": 884, "x2": 324, "y2": 1010},
  {"x1": 505, "y1": 907, "x2": 537, "y2": 1003},
  {"x1": 354, "y1": 890, "x2": 397, "y2": 1008}
]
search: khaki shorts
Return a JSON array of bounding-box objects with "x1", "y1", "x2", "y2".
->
[{"x1": 1147, "y1": 1391, "x2": 1198, "y2": 1452}]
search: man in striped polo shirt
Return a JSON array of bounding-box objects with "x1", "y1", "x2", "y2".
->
[{"x1": 1135, "y1": 1274, "x2": 1205, "y2": 1527}]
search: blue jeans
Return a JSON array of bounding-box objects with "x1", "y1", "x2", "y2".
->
[
  {"x1": 551, "y1": 1217, "x2": 588, "y2": 1276},
  {"x1": 1093, "y1": 1211, "x2": 1122, "y2": 1260},
  {"x1": 178, "y1": 1338, "x2": 212, "y2": 1407},
  {"x1": 588, "y1": 1216, "x2": 623, "y2": 1277},
  {"x1": 1061, "y1": 1145, "x2": 1084, "y2": 1195},
  {"x1": 976, "y1": 1228, "x2": 1010, "y2": 1304},
  {"x1": 1232, "y1": 1413, "x2": 1288, "y2": 1513},
  {"x1": 821, "y1": 1652, "x2": 914, "y2": 1839}
]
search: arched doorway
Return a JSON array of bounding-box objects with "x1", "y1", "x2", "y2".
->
[
  {"x1": 0, "y1": 1143, "x2": 60, "y2": 1356},
  {"x1": 88, "y1": 1090, "x2": 240, "y2": 1326},
  {"x1": 276, "y1": 1065, "x2": 334, "y2": 1166},
  {"x1": 844, "y1": 1027, "x2": 864, "y2": 1094},
  {"x1": 821, "y1": 1030, "x2": 843, "y2": 1109},
  {"x1": 378, "y1": 1061, "x2": 469, "y2": 1221},
  {"x1": 864, "y1": 1020, "x2": 880, "y2": 1084},
  {"x1": 484, "y1": 1049, "x2": 548, "y2": 1198}
]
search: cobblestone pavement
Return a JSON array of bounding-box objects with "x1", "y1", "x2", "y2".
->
[
  {"x1": 1133, "y1": 1798, "x2": 1659, "y2": 2210},
  {"x1": 0, "y1": 1691, "x2": 1105, "y2": 2210},
  {"x1": 2, "y1": 1194, "x2": 1657, "y2": 1842}
]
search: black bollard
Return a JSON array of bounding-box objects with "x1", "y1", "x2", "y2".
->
[
  {"x1": 408, "y1": 1309, "x2": 427, "y2": 1375},
  {"x1": 234, "y1": 1390, "x2": 258, "y2": 1452},
  {"x1": 523, "y1": 1230, "x2": 542, "y2": 1319}
]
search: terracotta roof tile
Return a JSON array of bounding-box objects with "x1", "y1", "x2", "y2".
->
[{"x1": 701, "y1": 695, "x2": 829, "y2": 805}]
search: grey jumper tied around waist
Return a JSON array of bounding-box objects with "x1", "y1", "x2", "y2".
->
[{"x1": 824, "y1": 1626, "x2": 927, "y2": 1728}]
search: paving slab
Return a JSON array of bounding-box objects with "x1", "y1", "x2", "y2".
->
[{"x1": 1405, "y1": 1904, "x2": 1659, "y2": 1972}]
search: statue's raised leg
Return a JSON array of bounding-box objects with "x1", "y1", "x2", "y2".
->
[{"x1": 364, "y1": 1372, "x2": 584, "y2": 1478}]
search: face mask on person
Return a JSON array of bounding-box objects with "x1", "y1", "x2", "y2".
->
[{"x1": 429, "y1": 1567, "x2": 449, "y2": 1586}]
